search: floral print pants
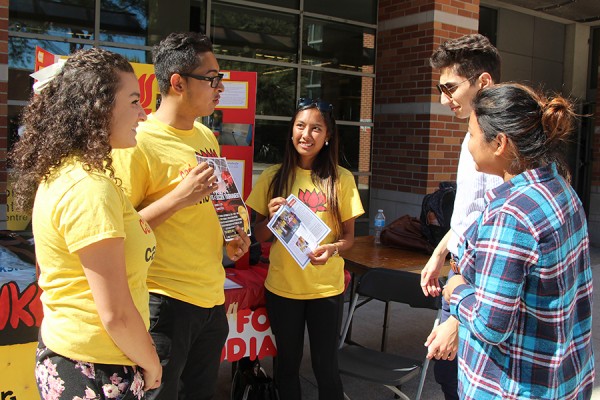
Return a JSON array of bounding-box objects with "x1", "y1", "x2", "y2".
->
[{"x1": 35, "y1": 342, "x2": 146, "y2": 400}]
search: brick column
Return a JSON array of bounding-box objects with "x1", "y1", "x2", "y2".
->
[
  {"x1": 359, "y1": 32, "x2": 375, "y2": 186},
  {"x1": 0, "y1": 0, "x2": 7, "y2": 229},
  {"x1": 370, "y1": 0, "x2": 479, "y2": 223}
]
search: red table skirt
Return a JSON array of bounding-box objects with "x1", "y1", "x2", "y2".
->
[{"x1": 224, "y1": 265, "x2": 352, "y2": 310}]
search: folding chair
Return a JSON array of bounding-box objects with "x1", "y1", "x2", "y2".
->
[{"x1": 338, "y1": 268, "x2": 442, "y2": 400}]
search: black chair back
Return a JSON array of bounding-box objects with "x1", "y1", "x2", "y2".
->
[{"x1": 356, "y1": 268, "x2": 441, "y2": 310}]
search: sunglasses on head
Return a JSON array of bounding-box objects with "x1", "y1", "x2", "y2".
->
[
  {"x1": 297, "y1": 97, "x2": 333, "y2": 113},
  {"x1": 436, "y1": 74, "x2": 478, "y2": 99}
]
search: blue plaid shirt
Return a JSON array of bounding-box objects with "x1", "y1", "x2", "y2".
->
[{"x1": 451, "y1": 164, "x2": 594, "y2": 400}]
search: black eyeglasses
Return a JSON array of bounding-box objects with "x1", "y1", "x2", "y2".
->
[
  {"x1": 180, "y1": 72, "x2": 224, "y2": 88},
  {"x1": 436, "y1": 75, "x2": 478, "y2": 99},
  {"x1": 297, "y1": 97, "x2": 333, "y2": 113}
]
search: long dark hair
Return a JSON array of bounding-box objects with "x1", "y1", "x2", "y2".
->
[
  {"x1": 472, "y1": 83, "x2": 576, "y2": 181},
  {"x1": 9, "y1": 48, "x2": 134, "y2": 212},
  {"x1": 268, "y1": 102, "x2": 343, "y2": 237}
]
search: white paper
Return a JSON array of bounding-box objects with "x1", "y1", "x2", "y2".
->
[
  {"x1": 267, "y1": 194, "x2": 331, "y2": 269},
  {"x1": 224, "y1": 277, "x2": 243, "y2": 290},
  {"x1": 219, "y1": 81, "x2": 249, "y2": 108}
]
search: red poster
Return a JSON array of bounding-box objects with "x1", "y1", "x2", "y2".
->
[
  {"x1": 209, "y1": 71, "x2": 257, "y2": 202},
  {"x1": 34, "y1": 46, "x2": 58, "y2": 72},
  {"x1": 208, "y1": 72, "x2": 257, "y2": 269}
]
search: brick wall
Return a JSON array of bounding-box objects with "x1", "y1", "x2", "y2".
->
[
  {"x1": 359, "y1": 33, "x2": 375, "y2": 186},
  {"x1": 372, "y1": 0, "x2": 479, "y2": 198},
  {"x1": 0, "y1": 0, "x2": 7, "y2": 225}
]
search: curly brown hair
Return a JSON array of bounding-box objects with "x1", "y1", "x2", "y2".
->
[{"x1": 9, "y1": 48, "x2": 134, "y2": 212}]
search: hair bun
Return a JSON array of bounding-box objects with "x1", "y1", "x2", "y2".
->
[{"x1": 541, "y1": 96, "x2": 575, "y2": 147}]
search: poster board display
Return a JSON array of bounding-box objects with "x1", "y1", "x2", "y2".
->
[
  {"x1": 208, "y1": 71, "x2": 257, "y2": 203},
  {"x1": 208, "y1": 71, "x2": 257, "y2": 269},
  {"x1": 221, "y1": 307, "x2": 276, "y2": 362},
  {"x1": 5, "y1": 47, "x2": 58, "y2": 231}
]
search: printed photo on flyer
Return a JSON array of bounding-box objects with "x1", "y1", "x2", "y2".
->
[
  {"x1": 196, "y1": 155, "x2": 251, "y2": 241},
  {"x1": 267, "y1": 194, "x2": 330, "y2": 269}
]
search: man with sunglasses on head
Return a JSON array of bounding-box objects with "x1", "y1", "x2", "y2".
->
[
  {"x1": 112, "y1": 32, "x2": 251, "y2": 400},
  {"x1": 419, "y1": 33, "x2": 503, "y2": 400}
]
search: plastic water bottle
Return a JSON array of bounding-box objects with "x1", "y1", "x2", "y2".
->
[{"x1": 374, "y1": 209, "x2": 386, "y2": 245}]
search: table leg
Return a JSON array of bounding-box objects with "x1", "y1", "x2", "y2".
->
[
  {"x1": 344, "y1": 272, "x2": 357, "y2": 343},
  {"x1": 381, "y1": 301, "x2": 390, "y2": 352}
]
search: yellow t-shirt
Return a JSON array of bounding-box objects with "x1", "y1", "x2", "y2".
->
[
  {"x1": 33, "y1": 159, "x2": 156, "y2": 365},
  {"x1": 246, "y1": 165, "x2": 364, "y2": 299},
  {"x1": 111, "y1": 115, "x2": 225, "y2": 307}
]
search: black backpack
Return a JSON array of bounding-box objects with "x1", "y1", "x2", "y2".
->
[
  {"x1": 420, "y1": 181, "x2": 457, "y2": 247},
  {"x1": 231, "y1": 358, "x2": 279, "y2": 400}
]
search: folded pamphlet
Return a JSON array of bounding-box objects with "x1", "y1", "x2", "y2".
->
[
  {"x1": 196, "y1": 155, "x2": 251, "y2": 241},
  {"x1": 267, "y1": 194, "x2": 331, "y2": 269}
]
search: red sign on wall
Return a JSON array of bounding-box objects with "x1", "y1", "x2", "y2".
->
[{"x1": 207, "y1": 71, "x2": 257, "y2": 202}]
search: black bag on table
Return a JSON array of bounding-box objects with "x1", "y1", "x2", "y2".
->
[{"x1": 231, "y1": 358, "x2": 279, "y2": 400}]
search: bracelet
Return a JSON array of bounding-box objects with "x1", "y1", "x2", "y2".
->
[{"x1": 331, "y1": 243, "x2": 339, "y2": 256}]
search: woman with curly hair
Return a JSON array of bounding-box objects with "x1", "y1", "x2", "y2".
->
[
  {"x1": 443, "y1": 83, "x2": 595, "y2": 399},
  {"x1": 10, "y1": 48, "x2": 162, "y2": 399}
]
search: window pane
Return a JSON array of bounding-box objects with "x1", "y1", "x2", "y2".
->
[
  {"x1": 338, "y1": 125, "x2": 360, "y2": 171},
  {"x1": 304, "y1": 0, "x2": 376, "y2": 24},
  {"x1": 252, "y1": 120, "x2": 365, "y2": 172},
  {"x1": 211, "y1": 2, "x2": 298, "y2": 63},
  {"x1": 100, "y1": 45, "x2": 151, "y2": 64},
  {"x1": 302, "y1": 18, "x2": 375, "y2": 73},
  {"x1": 189, "y1": 1, "x2": 207, "y2": 35},
  {"x1": 218, "y1": 60, "x2": 297, "y2": 117},
  {"x1": 9, "y1": 37, "x2": 75, "y2": 70},
  {"x1": 250, "y1": 0, "x2": 298, "y2": 9},
  {"x1": 9, "y1": 67, "x2": 33, "y2": 103},
  {"x1": 9, "y1": 105, "x2": 25, "y2": 154},
  {"x1": 100, "y1": 0, "x2": 149, "y2": 46},
  {"x1": 101, "y1": 0, "x2": 199, "y2": 47},
  {"x1": 253, "y1": 120, "x2": 289, "y2": 165},
  {"x1": 589, "y1": 27, "x2": 600, "y2": 90},
  {"x1": 9, "y1": 0, "x2": 95, "y2": 39},
  {"x1": 479, "y1": 6, "x2": 498, "y2": 46},
  {"x1": 300, "y1": 70, "x2": 373, "y2": 123}
]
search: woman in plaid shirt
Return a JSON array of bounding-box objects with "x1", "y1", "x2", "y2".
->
[{"x1": 443, "y1": 83, "x2": 594, "y2": 399}]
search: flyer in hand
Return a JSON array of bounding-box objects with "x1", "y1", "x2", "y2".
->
[
  {"x1": 267, "y1": 194, "x2": 331, "y2": 269},
  {"x1": 196, "y1": 155, "x2": 251, "y2": 241}
]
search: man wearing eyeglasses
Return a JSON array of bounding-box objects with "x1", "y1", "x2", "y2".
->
[
  {"x1": 112, "y1": 32, "x2": 250, "y2": 400},
  {"x1": 419, "y1": 34, "x2": 503, "y2": 400}
]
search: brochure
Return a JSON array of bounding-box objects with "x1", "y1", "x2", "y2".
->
[
  {"x1": 224, "y1": 277, "x2": 243, "y2": 290},
  {"x1": 196, "y1": 155, "x2": 251, "y2": 241},
  {"x1": 267, "y1": 194, "x2": 331, "y2": 269}
]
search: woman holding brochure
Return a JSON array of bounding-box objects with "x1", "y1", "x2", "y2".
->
[{"x1": 246, "y1": 98, "x2": 364, "y2": 400}]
